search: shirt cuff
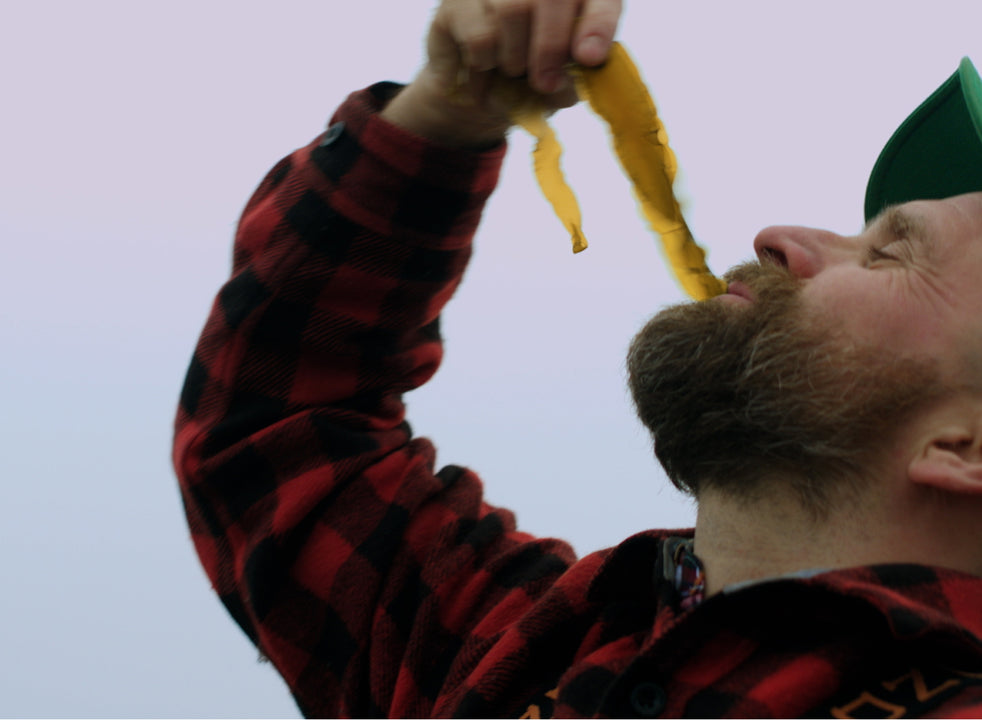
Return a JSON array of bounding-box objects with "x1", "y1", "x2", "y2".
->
[{"x1": 305, "y1": 82, "x2": 507, "y2": 249}]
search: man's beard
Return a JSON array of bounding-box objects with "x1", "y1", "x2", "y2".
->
[{"x1": 627, "y1": 260, "x2": 941, "y2": 511}]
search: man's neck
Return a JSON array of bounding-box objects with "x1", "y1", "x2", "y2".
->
[
  {"x1": 692, "y1": 483, "x2": 892, "y2": 597},
  {"x1": 692, "y1": 480, "x2": 982, "y2": 596}
]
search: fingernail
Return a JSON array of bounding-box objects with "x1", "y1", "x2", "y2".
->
[{"x1": 577, "y1": 35, "x2": 605, "y2": 65}]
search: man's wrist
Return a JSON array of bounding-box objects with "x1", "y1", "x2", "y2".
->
[{"x1": 380, "y1": 75, "x2": 510, "y2": 150}]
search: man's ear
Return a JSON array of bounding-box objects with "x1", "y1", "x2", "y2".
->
[{"x1": 908, "y1": 432, "x2": 982, "y2": 495}]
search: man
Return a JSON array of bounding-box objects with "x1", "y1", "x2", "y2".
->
[{"x1": 173, "y1": 0, "x2": 982, "y2": 716}]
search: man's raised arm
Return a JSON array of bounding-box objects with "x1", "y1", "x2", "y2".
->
[{"x1": 172, "y1": 2, "x2": 620, "y2": 716}]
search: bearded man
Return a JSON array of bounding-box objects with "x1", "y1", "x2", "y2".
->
[{"x1": 173, "y1": 0, "x2": 982, "y2": 716}]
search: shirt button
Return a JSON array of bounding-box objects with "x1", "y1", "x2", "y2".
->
[
  {"x1": 319, "y1": 121, "x2": 346, "y2": 147},
  {"x1": 630, "y1": 681, "x2": 666, "y2": 717}
]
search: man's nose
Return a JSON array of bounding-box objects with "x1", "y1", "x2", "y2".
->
[{"x1": 752, "y1": 225, "x2": 854, "y2": 279}]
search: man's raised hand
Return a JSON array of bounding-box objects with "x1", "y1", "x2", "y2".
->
[{"x1": 382, "y1": 0, "x2": 622, "y2": 148}]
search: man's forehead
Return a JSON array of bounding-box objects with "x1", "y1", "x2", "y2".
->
[
  {"x1": 867, "y1": 192, "x2": 982, "y2": 231},
  {"x1": 930, "y1": 192, "x2": 982, "y2": 233},
  {"x1": 950, "y1": 191, "x2": 982, "y2": 214}
]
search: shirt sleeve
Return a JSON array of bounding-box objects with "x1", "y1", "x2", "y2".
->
[{"x1": 172, "y1": 83, "x2": 578, "y2": 718}]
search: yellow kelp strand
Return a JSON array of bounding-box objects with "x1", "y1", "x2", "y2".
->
[
  {"x1": 571, "y1": 43, "x2": 727, "y2": 300},
  {"x1": 449, "y1": 73, "x2": 588, "y2": 254},
  {"x1": 512, "y1": 107, "x2": 588, "y2": 253},
  {"x1": 454, "y1": 46, "x2": 726, "y2": 299}
]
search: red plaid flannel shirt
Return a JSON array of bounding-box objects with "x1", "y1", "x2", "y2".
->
[{"x1": 174, "y1": 83, "x2": 982, "y2": 718}]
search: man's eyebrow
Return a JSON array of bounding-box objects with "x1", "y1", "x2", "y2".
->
[{"x1": 864, "y1": 205, "x2": 928, "y2": 240}]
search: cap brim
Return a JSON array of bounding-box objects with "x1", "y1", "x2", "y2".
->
[{"x1": 864, "y1": 57, "x2": 982, "y2": 222}]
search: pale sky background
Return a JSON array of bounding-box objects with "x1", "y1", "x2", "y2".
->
[{"x1": 3, "y1": 1, "x2": 982, "y2": 717}]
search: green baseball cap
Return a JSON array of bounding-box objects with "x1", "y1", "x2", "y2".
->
[{"x1": 864, "y1": 57, "x2": 982, "y2": 222}]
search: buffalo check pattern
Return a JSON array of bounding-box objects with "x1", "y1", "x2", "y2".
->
[{"x1": 174, "y1": 84, "x2": 982, "y2": 718}]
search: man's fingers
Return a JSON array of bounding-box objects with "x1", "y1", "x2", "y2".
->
[
  {"x1": 443, "y1": 0, "x2": 498, "y2": 73},
  {"x1": 572, "y1": 0, "x2": 622, "y2": 66},
  {"x1": 528, "y1": 0, "x2": 579, "y2": 93},
  {"x1": 436, "y1": 0, "x2": 621, "y2": 77},
  {"x1": 496, "y1": 1, "x2": 531, "y2": 77},
  {"x1": 427, "y1": 0, "x2": 623, "y2": 105}
]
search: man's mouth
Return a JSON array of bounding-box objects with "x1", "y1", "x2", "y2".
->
[{"x1": 716, "y1": 280, "x2": 755, "y2": 305}]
